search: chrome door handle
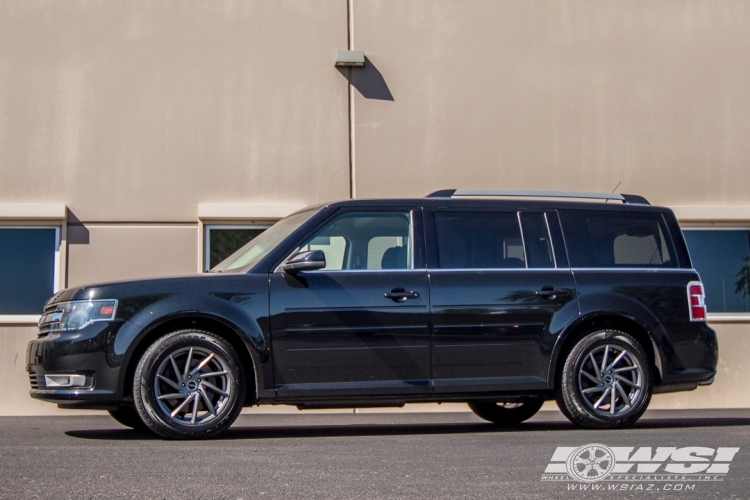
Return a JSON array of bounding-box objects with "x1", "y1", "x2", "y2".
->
[
  {"x1": 535, "y1": 287, "x2": 568, "y2": 299},
  {"x1": 384, "y1": 288, "x2": 420, "y2": 302}
]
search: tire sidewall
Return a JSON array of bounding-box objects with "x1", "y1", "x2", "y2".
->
[
  {"x1": 559, "y1": 330, "x2": 653, "y2": 428},
  {"x1": 134, "y1": 330, "x2": 245, "y2": 439}
]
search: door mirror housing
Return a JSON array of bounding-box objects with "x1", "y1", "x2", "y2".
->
[{"x1": 281, "y1": 250, "x2": 327, "y2": 274}]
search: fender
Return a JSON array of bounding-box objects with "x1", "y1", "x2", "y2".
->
[
  {"x1": 113, "y1": 292, "x2": 270, "y2": 400},
  {"x1": 546, "y1": 291, "x2": 669, "y2": 388}
]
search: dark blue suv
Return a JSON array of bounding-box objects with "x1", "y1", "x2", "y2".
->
[{"x1": 27, "y1": 190, "x2": 718, "y2": 439}]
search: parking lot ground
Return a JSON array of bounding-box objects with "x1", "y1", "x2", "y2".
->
[{"x1": 1, "y1": 409, "x2": 749, "y2": 499}]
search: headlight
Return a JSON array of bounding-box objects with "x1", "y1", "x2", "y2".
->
[{"x1": 40, "y1": 300, "x2": 118, "y2": 332}]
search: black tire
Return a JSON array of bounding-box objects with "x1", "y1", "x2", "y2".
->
[
  {"x1": 468, "y1": 400, "x2": 544, "y2": 425},
  {"x1": 133, "y1": 329, "x2": 245, "y2": 439},
  {"x1": 108, "y1": 405, "x2": 147, "y2": 430},
  {"x1": 556, "y1": 330, "x2": 652, "y2": 429}
]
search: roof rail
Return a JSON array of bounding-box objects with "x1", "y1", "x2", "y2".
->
[{"x1": 424, "y1": 189, "x2": 649, "y2": 205}]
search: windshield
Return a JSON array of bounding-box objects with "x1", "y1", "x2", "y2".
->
[{"x1": 211, "y1": 209, "x2": 318, "y2": 272}]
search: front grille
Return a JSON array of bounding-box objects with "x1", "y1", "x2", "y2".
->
[
  {"x1": 38, "y1": 303, "x2": 63, "y2": 336},
  {"x1": 28, "y1": 371, "x2": 45, "y2": 390}
]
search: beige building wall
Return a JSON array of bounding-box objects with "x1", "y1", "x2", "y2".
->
[
  {"x1": 351, "y1": 0, "x2": 750, "y2": 206},
  {"x1": 66, "y1": 225, "x2": 199, "y2": 287},
  {"x1": 0, "y1": 1, "x2": 748, "y2": 415},
  {"x1": 0, "y1": 0, "x2": 350, "y2": 221}
]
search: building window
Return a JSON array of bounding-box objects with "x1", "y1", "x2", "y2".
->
[
  {"x1": 0, "y1": 227, "x2": 60, "y2": 316},
  {"x1": 204, "y1": 225, "x2": 270, "y2": 271},
  {"x1": 683, "y1": 229, "x2": 750, "y2": 314}
]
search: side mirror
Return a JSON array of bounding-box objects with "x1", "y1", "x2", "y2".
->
[{"x1": 281, "y1": 250, "x2": 326, "y2": 274}]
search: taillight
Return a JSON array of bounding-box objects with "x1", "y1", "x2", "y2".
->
[{"x1": 687, "y1": 281, "x2": 707, "y2": 321}]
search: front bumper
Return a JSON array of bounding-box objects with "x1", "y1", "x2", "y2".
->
[{"x1": 26, "y1": 321, "x2": 127, "y2": 408}]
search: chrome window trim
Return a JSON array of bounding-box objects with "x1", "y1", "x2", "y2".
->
[
  {"x1": 543, "y1": 212, "x2": 558, "y2": 268},
  {"x1": 682, "y1": 226, "x2": 750, "y2": 231},
  {"x1": 515, "y1": 211, "x2": 529, "y2": 268},
  {"x1": 428, "y1": 268, "x2": 573, "y2": 273},
  {"x1": 277, "y1": 268, "x2": 426, "y2": 274},
  {"x1": 570, "y1": 267, "x2": 697, "y2": 272}
]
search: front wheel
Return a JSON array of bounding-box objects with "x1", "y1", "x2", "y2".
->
[
  {"x1": 556, "y1": 330, "x2": 652, "y2": 429},
  {"x1": 133, "y1": 330, "x2": 245, "y2": 439},
  {"x1": 468, "y1": 400, "x2": 544, "y2": 425}
]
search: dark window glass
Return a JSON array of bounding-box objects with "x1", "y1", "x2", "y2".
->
[
  {"x1": 683, "y1": 230, "x2": 750, "y2": 313},
  {"x1": 208, "y1": 228, "x2": 267, "y2": 270},
  {"x1": 520, "y1": 213, "x2": 555, "y2": 268},
  {"x1": 559, "y1": 210, "x2": 676, "y2": 268},
  {"x1": 0, "y1": 228, "x2": 57, "y2": 314},
  {"x1": 433, "y1": 211, "x2": 525, "y2": 269},
  {"x1": 299, "y1": 212, "x2": 412, "y2": 270}
]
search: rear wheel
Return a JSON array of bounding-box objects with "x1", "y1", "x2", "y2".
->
[
  {"x1": 556, "y1": 330, "x2": 652, "y2": 429},
  {"x1": 468, "y1": 400, "x2": 544, "y2": 425},
  {"x1": 108, "y1": 405, "x2": 146, "y2": 430},
  {"x1": 133, "y1": 329, "x2": 245, "y2": 439}
]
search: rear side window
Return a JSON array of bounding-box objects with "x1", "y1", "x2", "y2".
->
[
  {"x1": 433, "y1": 211, "x2": 525, "y2": 269},
  {"x1": 559, "y1": 210, "x2": 677, "y2": 268}
]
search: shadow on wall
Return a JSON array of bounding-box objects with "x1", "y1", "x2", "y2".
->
[
  {"x1": 337, "y1": 57, "x2": 394, "y2": 101},
  {"x1": 66, "y1": 209, "x2": 89, "y2": 245}
]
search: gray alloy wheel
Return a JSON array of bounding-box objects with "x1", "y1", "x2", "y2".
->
[
  {"x1": 468, "y1": 400, "x2": 544, "y2": 425},
  {"x1": 133, "y1": 329, "x2": 245, "y2": 439},
  {"x1": 556, "y1": 330, "x2": 652, "y2": 429}
]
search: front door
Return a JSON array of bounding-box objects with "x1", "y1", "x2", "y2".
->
[
  {"x1": 269, "y1": 209, "x2": 431, "y2": 398},
  {"x1": 425, "y1": 209, "x2": 578, "y2": 393}
]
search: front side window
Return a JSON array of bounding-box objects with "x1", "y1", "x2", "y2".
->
[
  {"x1": 0, "y1": 227, "x2": 59, "y2": 315},
  {"x1": 559, "y1": 210, "x2": 676, "y2": 268},
  {"x1": 433, "y1": 211, "x2": 525, "y2": 269},
  {"x1": 683, "y1": 229, "x2": 750, "y2": 314},
  {"x1": 297, "y1": 211, "x2": 412, "y2": 271}
]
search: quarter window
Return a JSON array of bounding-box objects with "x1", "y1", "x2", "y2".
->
[
  {"x1": 559, "y1": 211, "x2": 676, "y2": 268},
  {"x1": 683, "y1": 229, "x2": 750, "y2": 314},
  {"x1": 433, "y1": 211, "x2": 525, "y2": 269},
  {"x1": 0, "y1": 227, "x2": 60, "y2": 315}
]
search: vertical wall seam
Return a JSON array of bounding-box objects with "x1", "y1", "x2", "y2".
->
[{"x1": 347, "y1": 0, "x2": 356, "y2": 199}]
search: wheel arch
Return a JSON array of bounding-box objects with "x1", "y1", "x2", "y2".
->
[
  {"x1": 120, "y1": 314, "x2": 262, "y2": 405},
  {"x1": 548, "y1": 313, "x2": 663, "y2": 388}
]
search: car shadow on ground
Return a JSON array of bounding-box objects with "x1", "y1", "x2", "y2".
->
[{"x1": 64, "y1": 415, "x2": 750, "y2": 441}]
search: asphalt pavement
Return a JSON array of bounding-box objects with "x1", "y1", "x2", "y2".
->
[{"x1": 1, "y1": 409, "x2": 749, "y2": 499}]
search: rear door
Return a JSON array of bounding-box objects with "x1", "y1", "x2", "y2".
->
[{"x1": 426, "y1": 209, "x2": 578, "y2": 393}]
